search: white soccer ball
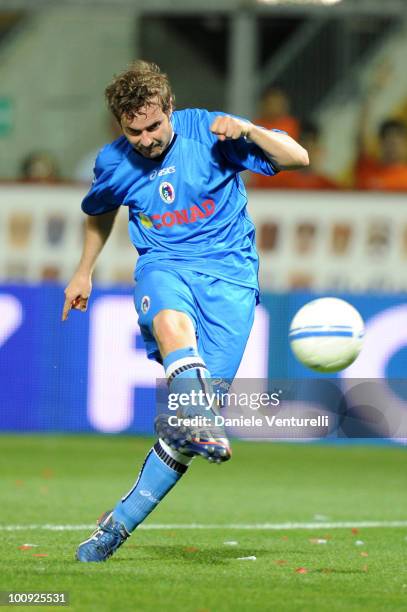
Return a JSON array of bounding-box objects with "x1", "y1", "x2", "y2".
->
[{"x1": 289, "y1": 297, "x2": 364, "y2": 373}]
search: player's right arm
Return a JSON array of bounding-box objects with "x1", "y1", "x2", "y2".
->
[
  {"x1": 62, "y1": 208, "x2": 119, "y2": 321},
  {"x1": 62, "y1": 141, "x2": 124, "y2": 321}
]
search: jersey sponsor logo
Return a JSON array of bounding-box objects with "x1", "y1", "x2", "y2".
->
[
  {"x1": 139, "y1": 213, "x2": 154, "y2": 228},
  {"x1": 141, "y1": 295, "x2": 150, "y2": 314},
  {"x1": 159, "y1": 181, "x2": 175, "y2": 204},
  {"x1": 149, "y1": 199, "x2": 215, "y2": 230},
  {"x1": 149, "y1": 166, "x2": 176, "y2": 180}
]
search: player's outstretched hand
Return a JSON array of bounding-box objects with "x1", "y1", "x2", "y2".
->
[
  {"x1": 210, "y1": 115, "x2": 253, "y2": 141},
  {"x1": 62, "y1": 272, "x2": 92, "y2": 321}
]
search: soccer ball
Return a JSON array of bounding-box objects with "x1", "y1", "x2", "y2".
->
[{"x1": 289, "y1": 297, "x2": 364, "y2": 373}]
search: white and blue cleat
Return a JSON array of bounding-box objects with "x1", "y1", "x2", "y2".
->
[
  {"x1": 154, "y1": 414, "x2": 232, "y2": 463},
  {"x1": 76, "y1": 510, "x2": 129, "y2": 562}
]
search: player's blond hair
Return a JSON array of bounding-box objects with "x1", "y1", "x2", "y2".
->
[{"x1": 105, "y1": 60, "x2": 174, "y2": 123}]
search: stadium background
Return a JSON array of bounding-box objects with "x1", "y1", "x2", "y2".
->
[
  {"x1": 1, "y1": 0, "x2": 407, "y2": 437},
  {"x1": 1, "y1": 186, "x2": 407, "y2": 437},
  {"x1": 0, "y1": 2, "x2": 407, "y2": 610}
]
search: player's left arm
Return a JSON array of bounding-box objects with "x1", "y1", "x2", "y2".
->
[{"x1": 210, "y1": 115, "x2": 309, "y2": 171}]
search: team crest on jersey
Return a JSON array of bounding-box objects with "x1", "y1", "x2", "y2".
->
[
  {"x1": 141, "y1": 295, "x2": 150, "y2": 314},
  {"x1": 159, "y1": 181, "x2": 175, "y2": 204}
]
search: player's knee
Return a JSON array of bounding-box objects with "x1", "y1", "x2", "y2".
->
[{"x1": 153, "y1": 309, "x2": 195, "y2": 346}]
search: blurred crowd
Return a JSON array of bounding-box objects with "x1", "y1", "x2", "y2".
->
[
  {"x1": 16, "y1": 83, "x2": 407, "y2": 193},
  {"x1": 250, "y1": 84, "x2": 407, "y2": 192}
]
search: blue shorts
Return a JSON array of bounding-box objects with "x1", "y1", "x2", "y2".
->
[{"x1": 134, "y1": 265, "x2": 257, "y2": 380}]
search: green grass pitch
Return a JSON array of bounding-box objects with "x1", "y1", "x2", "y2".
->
[{"x1": 1, "y1": 435, "x2": 406, "y2": 611}]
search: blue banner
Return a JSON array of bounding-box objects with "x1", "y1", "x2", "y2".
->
[{"x1": 0, "y1": 285, "x2": 406, "y2": 435}]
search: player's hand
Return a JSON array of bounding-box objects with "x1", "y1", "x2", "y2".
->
[
  {"x1": 210, "y1": 115, "x2": 253, "y2": 141},
  {"x1": 62, "y1": 272, "x2": 92, "y2": 321}
]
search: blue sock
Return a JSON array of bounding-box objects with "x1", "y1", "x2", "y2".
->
[
  {"x1": 113, "y1": 439, "x2": 192, "y2": 533},
  {"x1": 163, "y1": 346, "x2": 215, "y2": 419}
]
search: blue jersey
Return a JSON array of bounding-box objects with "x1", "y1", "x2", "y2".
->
[{"x1": 81, "y1": 108, "x2": 279, "y2": 291}]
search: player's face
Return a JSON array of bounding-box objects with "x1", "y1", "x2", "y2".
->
[{"x1": 121, "y1": 104, "x2": 173, "y2": 159}]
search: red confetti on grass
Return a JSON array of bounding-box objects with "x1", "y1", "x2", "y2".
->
[
  {"x1": 281, "y1": 535, "x2": 289, "y2": 541},
  {"x1": 295, "y1": 567, "x2": 308, "y2": 574},
  {"x1": 184, "y1": 547, "x2": 199, "y2": 553},
  {"x1": 33, "y1": 554, "x2": 48, "y2": 558},
  {"x1": 41, "y1": 468, "x2": 54, "y2": 479},
  {"x1": 275, "y1": 559, "x2": 287, "y2": 565},
  {"x1": 351, "y1": 528, "x2": 359, "y2": 535},
  {"x1": 18, "y1": 545, "x2": 33, "y2": 550}
]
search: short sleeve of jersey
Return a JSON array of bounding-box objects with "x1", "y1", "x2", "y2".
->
[
  {"x1": 220, "y1": 132, "x2": 281, "y2": 176},
  {"x1": 81, "y1": 144, "x2": 122, "y2": 215},
  {"x1": 172, "y1": 109, "x2": 280, "y2": 176}
]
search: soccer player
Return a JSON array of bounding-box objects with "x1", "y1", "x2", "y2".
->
[{"x1": 62, "y1": 61, "x2": 308, "y2": 562}]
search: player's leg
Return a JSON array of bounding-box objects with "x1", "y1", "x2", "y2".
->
[
  {"x1": 75, "y1": 439, "x2": 192, "y2": 562},
  {"x1": 76, "y1": 268, "x2": 201, "y2": 562},
  {"x1": 152, "y1": 272, "x2": 256, "y2": 460},
  {"x1": 152, "y1": 307, "x2": 232, "y2": 461},
  {"x1": 136, "y1": 271, "x2": 218, "y2": 425},
  {"x1": 182, "y1": 271, "x2": 257, "y2": 443},
  {"x1": 152, "y1": 308, "x2": 197, "y2": 356},
  {"x1": 151, "y1": 308, "x2": 215, "y2": 421},
  {"x1": 76, "y1": 269, "x2": 253, "y2": 562}
]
